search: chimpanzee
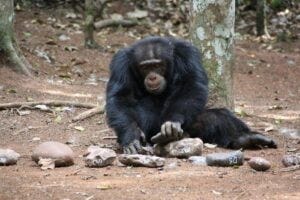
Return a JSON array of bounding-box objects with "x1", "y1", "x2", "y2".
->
[{"x1": 106, "y1": 36, "x2": 277, "y2": 154}]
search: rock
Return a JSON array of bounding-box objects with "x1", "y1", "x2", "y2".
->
[
  {"x1": 32, "y1": 141, "x2": 74, "y2": 167},
  {"x1": 151, "y1": 132, "x2": 181, "y2": 145},
  {"x1": 282, "y1": 154, "x2": 300, "y2": 167},
  {"x1": 154, "y1": 138, "x2": 203, "y2": 158},
  {"x1": 84, "y1": 146, "x2": 117, "y2": 167},
  {"x1": 248, "y1": 157, "x2": 271, "y2": 171},
  {"x1": 188, "y1": 156, "x2": 207, "y2": 165},
  {"x1": 206, "y1": 151, "x2": 244, "y2": 167},
  {"x1": 58, "y1": 34, "x2": 70, "y2": 41},
  {"x1": 118, "y1": 154, "x2": 165, "y2": 168},
  {"x1": 279, "y1": 128, "x2": 300, "y2": 139},
  {"x1": 0, "y1": 149, "x2": 20, "y2": 166}
]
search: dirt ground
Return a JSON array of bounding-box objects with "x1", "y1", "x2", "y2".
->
[{"x1": 0, "y1": 7, "x2": 300, "y2": 200}]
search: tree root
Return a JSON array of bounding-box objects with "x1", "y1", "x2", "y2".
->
[
  {"x1": 0, "y1": 100, "x2": 98, "y2": 110},
  {"x1": 72, "y1": 103, "x2": 105, "y2": 122},
  {"x1": 0, "y1": 100, "x2": 107, "y2": 122}
]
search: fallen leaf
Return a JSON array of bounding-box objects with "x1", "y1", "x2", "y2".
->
[
  {"x1": 212, "y1": 190, "x2": 222, "y2": 195},
  {"x1": 74, "y1": 126, "x2": 85, "y2": 132},
  {"x1": 264, "y1": 125, "x2": 275, "y2": 132},
  {"x1": 96, "y1": 184, "x2": 113, "y2": 190},
  {"x1": 268, "y1": 105, "x2": 284, "y2": 110},
  {"x1": 23, "y1": 32, "x2": 32, "y2": 37},
  {"x1": 65, "y1": 46, "x2": 78, "y2": 52},
  {"x1": 54, "y1": 115, "x2": 62, "y2": 123},
  {"x1": 26, "y1": 97, "x2": 34, "y2": 102},
  {"x1": 38, "y1": 158, "x2": 55, "y2": 170},
  {"x1": 34, "y1": 105, "x2": 50, "y2": 111},
  {"x1": 17, "y1": 110, "x2": 31, "y2": 116},
  {"x1": 204, "y1": 143, "x2": 217, "y2": 149},
  {"x1": 46, "y1": 40, "x2": 57, "y2": 45},
  {"x1": 234, "y1": 107, "x2": 249, "y2": 117}
]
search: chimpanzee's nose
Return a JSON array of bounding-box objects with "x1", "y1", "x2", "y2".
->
[{"x1": 149, "y1": 76, "x2": 156, "y2": 81}]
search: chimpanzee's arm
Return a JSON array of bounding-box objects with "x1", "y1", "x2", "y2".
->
[
  {"x1": 106, "y1": 50, "x2": 145, "y2": 154},
  {"x1": 162, "y1": 40, "x2": 208, "y2": 130}
]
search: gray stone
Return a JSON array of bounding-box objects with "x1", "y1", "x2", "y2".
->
[
  {"x1": 118, "y1": 154, "x2": 165, "y2": 168},
  {"x1": 188, "y1": 156, "x2": 207, "y2": 165},
  {"x1": 206, "y1": 151, "x2": 244, "y2": 167},
  {"x1": 32, "y1": 141, "x2": 74, "y2": 167},
  {"x1": 282, "y1": 154, "x2": 300, "y2": 167},
  {"x1": 84, "y1": 146, "x2": 117, "y2": 167},
  {"x1": 0, "y1": 149, "x2": 20, "y2": 166},
  {"x1": 154, "y1": 138, "x2": 203, "y2": 158},
  {"x1": 248, "y1": 157, "x2": 271, "y2": 171},
  {"x1": 151, "y1": 132, "x2": 182, "y2": 145},
  {"x1": 279, "y1": 128, "x2": 300, "y2": 139}
]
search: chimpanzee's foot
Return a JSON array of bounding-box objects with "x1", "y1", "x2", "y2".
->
[{"x1": 229, "y1": 133, "x2": 277, "y2": 149}]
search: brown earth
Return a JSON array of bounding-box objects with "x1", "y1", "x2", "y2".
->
[{"x1": 0, "y1": 7, "x2": 299, "y2": 200}]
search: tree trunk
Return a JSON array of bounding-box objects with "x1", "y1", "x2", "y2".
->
[
  {"x1": 256, "y1": 0, "x2": 269, "y2": 37},
  {"x1": 189, "y1": 0, "x2": 235, "y2": 110},
  {"x1": 0, "y1": 0, "x2": 32, "y2": 75},
  {"x1": 84, "y1": 0, "x2": 109, "y2": 49}
]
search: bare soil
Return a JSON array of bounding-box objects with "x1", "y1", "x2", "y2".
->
[{"x1": 0, "y1": 7, "x2": 299, "y2": 200}]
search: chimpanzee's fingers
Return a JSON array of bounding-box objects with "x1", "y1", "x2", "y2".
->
[
  {"x1": 165, "y1": 121, "x2": 173, "y2": 137},
  {"x1": 171, "y1": 122, "x2": 183, "y2": 138},
  {"x1": 161, "y1": 123, "x2": 166, "y2": 136},
  {"x1": 133, "y1": 140, "x2": 144, "y2": 153}
]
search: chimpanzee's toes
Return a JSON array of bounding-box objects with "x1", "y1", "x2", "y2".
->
[
  {"x1": 231, "y1": 133, "x2": 277, "y2": 149},
  {"x1": 250, "y1": 134, "x2": 277, "y2": 148}
]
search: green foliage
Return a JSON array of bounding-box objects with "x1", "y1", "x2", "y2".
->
[{"x1": 270, "y1": 0, "x2": 286, "y2": 10}]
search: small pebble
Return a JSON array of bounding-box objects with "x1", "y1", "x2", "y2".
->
[
  {"x1": 248, "y1": 157, "x2": 271, "y2": 171},
  {"x1": 0, "y1": 149, "x2": 20, "y2": 166},
  {"x1": 206, "y1": 151, "x2": 244, "y2": 167},
  {"x1": 154, "y1": 138, "x2": 203, "y2": 158},
  {"x1": 32, "y1": 141, "x2": 74, "y2": 167},
  {"x1": 84, "y1": 146, "x2": 117, "y2": 167},
  {"x1": 188, "y1": 156, "x2": 207, "y2": 165},
  {"x1": 282, "y1": 154, "x2": 300, "y2": 167},
  {"x1": 118, "y1": 154, "x2": 165, "y2": 168}
]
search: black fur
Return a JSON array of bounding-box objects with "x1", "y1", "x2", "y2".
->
[
  {"x1": 187, "y1": 108, "x2": 277, "y2": 149},
  {"x1": 106, "y1": 36, "x2": 277, "y2": 152}
]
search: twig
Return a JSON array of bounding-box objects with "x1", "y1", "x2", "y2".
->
[
  {"x1": 94, "y1": 19, "x2": 137, "y2": 29},
  {"x1": 280, "y1": 165, "x2": 300, "y2": 172},
  {"x1": 0, "y1": 100, "x2": 97, "y2": 110},
  {"x1": 72, "y1": 104, "x2": 105, "y2": 122},
  {"x1": 102, "y1": 135, "x2": 117, "y2": 140}
]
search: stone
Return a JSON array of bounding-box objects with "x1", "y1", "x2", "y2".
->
[
  {"x1": 151, "y1": 132, "x2": 184, "y2": 145},
  {"x1": 0, "y1": 149, "x2": 20, "y2": 166},
  {"x1": 32, "y1": 141, "x2": 74, "y2": 167},
  {"x1": 154, "y1": 138, "x2": 203, "y2": 158},
  {"x1": 84, "y1": 146, "x2": 117, "y2": 167},
  {"x1": 206, "y1": 151, "x2": 244, "y2": 167},
  {"x1": 118, "y1": 154, "x2": 165, "y2": 168},
  {"x1": 188, "y1": 156, "x2": 207, "y2": 165},
  {"x1": 248, "y1": 157, "x2": 271, "y2": 171},
  {"x1": 279, "y1": 128, "x2": 300, "y2": 139},
  {"x1": 282, "y1": 154, "x2": 300, "y2": 167}
]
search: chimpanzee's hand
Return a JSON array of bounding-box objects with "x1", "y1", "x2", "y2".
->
[
  {"x1": 123, "y1": 139, "x2": 143, "y2": 154},
  {"x1": 151, "y1": 121, "x2": 184, "y2": 144},
  {"x1": 161, "y1": 121, "x2": 183, "y2": 138},
  {"x1": 123, "y1": 130, "x2": 154, "y2": 155}
]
